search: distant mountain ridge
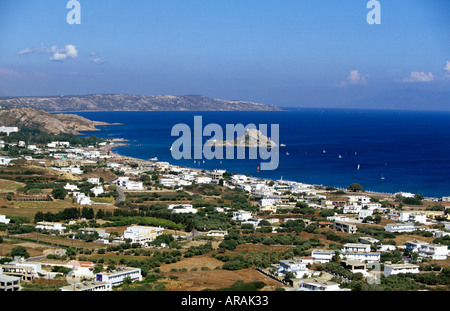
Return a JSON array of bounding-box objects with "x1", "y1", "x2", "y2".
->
[{"x1": 0, "y1": 94, "x2": 282, "y2": 112}]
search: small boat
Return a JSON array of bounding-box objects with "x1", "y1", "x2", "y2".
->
[
  {"x1": 357, "y1": 164, "x2": 360, "y2": 170},
  {"x1": 286, "y1": 152, "x2": 289, "y2": 156},
  {"x1": 322, "y1": 150, "x2": 326, "y2": 154},
  {"x1": 381, "y1": 174, "x2": 385, "y2": 180},
  {"x1": 338, "y1": 155, "x2": 342, "y2": 159}
]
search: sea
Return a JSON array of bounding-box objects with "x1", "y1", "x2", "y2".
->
[{"x1": 74, "y1": 108, "x2": 450, "y2": 198}]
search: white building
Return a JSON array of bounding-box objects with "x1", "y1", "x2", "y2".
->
[
  {"x1": 348, "y1": 196, "x2": 372, "y2": 204},
  {"x1": 259, "y1": 197, "x2": 282, "y2": 208},
  {"x1": 74, "y1": 192, "x2": 92, "y2": 205},
  {"x1": 60, "y1": 280, "x2": 112, "y2": 291},
  {"x1": 358, "y1": 209, "x2": 374, "y2": 221},
  {"x1": 123, "y1": 226, "x2": 164, "y2": 246},
  {"x1": 90, "y1": 186, "x2": 104, "y2": 197},
  {"x1": 117, "y1": 177, "x2": 143, "y2": 190},
  {"x1": 342, "y1": 243, "x2": 371, "y2": 253},
  {"x1": 0, "y1": 273, "x2": 21, "y2": 291},
  {"x1": 1, "y1": 262, "x2": 43, "y2": 281},
  {"x1": 276, "y1": 258, "x2": 317, "y2": 279},
  {"x1": 170, "y1": 205, "x2": 198, "y2": 214},
  {"x1": 385, "y1": 223, "x2": 416, "y2": 233},
  {"x1": 64, "y1": 183, "x2": 79, "y2": 192},
  {"x1": 0, "y1": 156, "x2": 14, "y2": 166},
  {"x1": 95, "y1": 267, "x2": 142, "y2": 287},
  {"x1": 231, "y1": 174, "x2": 248, "y2": 184},
  {"x1": 389, "y1": 211, "x2": 427, "y2": 224},
  {"x1": 358, "y1": 237, "x2": 380, "y2": 244},
  {"x1": 377, "y1": 245, "x2": 397, "y2": 253},
  {"x1": 195, "y1": 176, "x2": 212, "y2": 184},
  {"x1": 0, "y1": 214, "x2": 10, "y2": 224},
  {"x1": 395, "y1": 192, "x2": 415, "y2": 198},
  {"x1": 160, "y1": 178, "x2": 175, "y2": 187},
  {"x1": 339, "y1": 251, "x2": 380, "y2": 262},
  {"x1": 311, "y1": 250, "x2": 335, "y2": 263},
  {"x1": 232, "y1": 210, "x2": 253, "y2": 221},
  {"x1": 406, "y1": 240, "x2": 448, "y2": 260},
  {"x1": 68, "y1": 260, "x2": 95, "y2": 278},
  {"x1": 297, "y1": 279, "x2": 342, "y2": 291},
  {"x1": 35, "y1": 222, "x2": 66, "y2": 233},
  {"x1": 87, "y1": 177, "x2": 101, "y2": 185},
  {"x1": 0, "y1": 126, "x2": 19, "y2": 136},
  {"x1": 384, "y1": 263, "x2": 420, "y2": 277},
  {"x1": 333, "y1": 220, "x2": 357, "y2": 234}
]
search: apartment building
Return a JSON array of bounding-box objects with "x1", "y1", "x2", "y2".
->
[{"x1": 95, "y1": 267, "x2": 142, "y2": 287}]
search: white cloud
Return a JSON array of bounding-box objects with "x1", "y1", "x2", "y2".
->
[
  {"x1": 348, "y1": 70, "x2": 368, "y2": 84},
  {"x1": 338, "y1": 70, "x2": 368, "y2": 87},
  {"x1": 49, "y1": 45, "x2": 78, "y2": 62},
  {"x1": 90, "y1": 51, "x2": 107, "y2": 64},
  {"x1": 403, "y1": 71, "x2": 434, "y2": 82},
  {"x1": 444, "y1": 61, "x2": 450, "y2": 75},
  {"x1": 16, "y1": 48, "x2": 34, "y2": 55},
  {"x1": 16, "y1": 44, "x2": 78, "y2": 62}
]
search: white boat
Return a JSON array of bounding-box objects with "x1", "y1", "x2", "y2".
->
[
  {"x1": 338, "y1": 155, "x2": 342, "y2": 159},
  {"x1": 357, "y1": 164, "x2": 360, "y2": 170},
  {"x1": 286, "y1": 152, "x2": 289, "y2": 156},
  {"x1": 381, "y1": 174, "x2": 385, "y2": 180},
  {"x1": 322, "y1": 150, "x2": 326, "y2": 154}
]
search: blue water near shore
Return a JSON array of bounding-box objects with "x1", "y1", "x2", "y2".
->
[{"x1": 75, "y1": 109, "x2": 450, "y2": 198}]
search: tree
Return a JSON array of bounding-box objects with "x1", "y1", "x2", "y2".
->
[
  {"x1": 347, "y1": 183, "x2": 363, "y2": 192},
  {"x1": 52, "y1": 186, "x2": 67, "y2": 200},
  {"x1": 96, "y1": 209, "x2": 105, "y2": 219},
  {"x1": 10, "y1": 246, "x2": 30, "y2": 259}
]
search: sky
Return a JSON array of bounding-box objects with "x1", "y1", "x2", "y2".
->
[{"x1": 0, "y1": 0, "x2": 449, "y2": 109}]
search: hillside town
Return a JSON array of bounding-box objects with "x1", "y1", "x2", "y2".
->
[{"x1": 0, "y1": 129, "x2": 449, "y2": 292}]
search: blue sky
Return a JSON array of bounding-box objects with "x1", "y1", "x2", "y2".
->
[{"x1": 0, "y1": 0, "x2": 449, "y2": 109}]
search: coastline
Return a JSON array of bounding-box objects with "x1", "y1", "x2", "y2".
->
[
  {"x1": 103, "y1": 138, "x2": 415, "y2": 200},
  {"x1": 76, "y1": 109, "x2": 450, "y2": 200}
]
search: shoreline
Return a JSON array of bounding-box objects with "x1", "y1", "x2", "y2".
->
[{"x1": 104, "y1": 139, "x2": 435, "y2": 201}]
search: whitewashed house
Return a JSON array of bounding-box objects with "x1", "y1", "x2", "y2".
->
[
  {"x1": 35, "y1": 222, "x2": 66, "y2": 233},
  {"x1": 232, "y1": 210, "x2": 253, "y2": 221},
  {"x1": 0, "y1": 215, "x2": 10, "y2": 224},
  {"x1": 384, "y1": 263, "x2": 420, "y2": 277}
]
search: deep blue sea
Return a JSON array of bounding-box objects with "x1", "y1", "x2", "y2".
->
[{"x1": 74, "y1": 109, "x2": 450, "y2": 198}]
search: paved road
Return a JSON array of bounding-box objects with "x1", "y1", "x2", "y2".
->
[{"x1": 115, "y1": 186, "x2": 125, "y2": 205}]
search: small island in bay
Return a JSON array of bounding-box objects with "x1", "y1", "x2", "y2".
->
[{"x1": 205, "y1": 128, "x2": 278, "y2": 148}]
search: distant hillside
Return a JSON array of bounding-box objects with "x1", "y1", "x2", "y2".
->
[
  {"x1": 0, "y1": 106, "x2": 110, "y2": 135},
  {"x1": 0, "y1": 94, "x2": 282, "y2": 112}
]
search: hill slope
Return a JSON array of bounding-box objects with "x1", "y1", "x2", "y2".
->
[{"x1": 0, "y1": 106, "x2": 110, "y2": 135}]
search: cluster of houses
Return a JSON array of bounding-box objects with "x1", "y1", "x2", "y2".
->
[
  {"x1": 2, "y1": 136, "x2": 450, "y2": 291},
  {"x1": 0, "y1": 257, "x2": 143, "y2": 292}
]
